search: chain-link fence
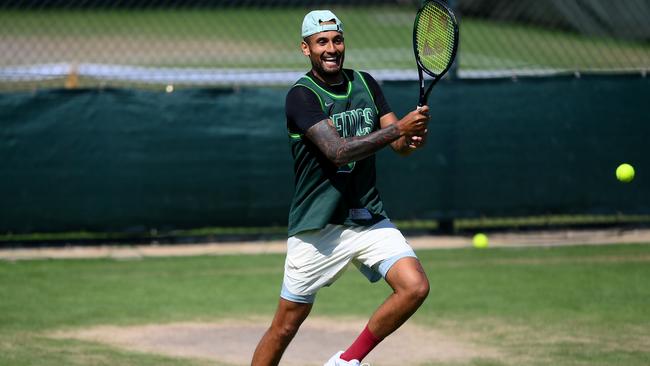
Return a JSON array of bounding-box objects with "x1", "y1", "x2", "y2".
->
[{"x1": 1, "y1": 0, "x2": 648, "y2": 90}]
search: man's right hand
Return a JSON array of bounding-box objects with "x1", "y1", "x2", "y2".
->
[{"x1": 395, "y1": 105, "x2": 430, "y2": 137}]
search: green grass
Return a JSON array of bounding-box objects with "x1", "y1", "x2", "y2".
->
[
  {"x1": 0, "y1": 7, "x2": 648, "y2": 71},
  {"x1": 1, "y1": 243, "x2": 649, "y2": 365},
  {"x1": 461, "y1": 18, "x2": 650, "y2": 71}
]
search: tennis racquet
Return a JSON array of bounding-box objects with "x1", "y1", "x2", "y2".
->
[{"x1": 413, "y1": 0, "x2": 459, "y2": 107}]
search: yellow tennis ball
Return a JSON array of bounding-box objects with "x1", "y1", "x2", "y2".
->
[
  {"x1": 473, "y1": 233, "x2": 488, "y2": 248},
  {"x1": 616, "y1": 163, "x2": 635, "y2": 183}
]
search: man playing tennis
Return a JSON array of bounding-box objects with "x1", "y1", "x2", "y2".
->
[{"x1": 251, "y1": 10, "x2": 430, "y2": 366}]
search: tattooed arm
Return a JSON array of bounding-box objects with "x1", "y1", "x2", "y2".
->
[{"x1": 305, "y1": 106, "x2": 429, "y2": 167}]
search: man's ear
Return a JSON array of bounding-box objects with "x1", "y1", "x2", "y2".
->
[{"x1": 301, "y1": 40, "x2": 310, "y2": 56}]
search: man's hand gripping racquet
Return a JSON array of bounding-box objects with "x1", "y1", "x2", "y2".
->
[{"x1": 414, "y1": 0, "x2": 459, "y2": 108}]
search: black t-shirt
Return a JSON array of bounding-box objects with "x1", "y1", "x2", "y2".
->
[{"x1": 286, "y1": 71, "x2": 392, "y2": 134}]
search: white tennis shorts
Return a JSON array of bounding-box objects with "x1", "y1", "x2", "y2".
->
[{"x1": 281, "y1": 218, "x2": 417, "y2": 303}]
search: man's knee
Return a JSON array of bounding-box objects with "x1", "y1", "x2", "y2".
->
[
  {"x1": 271, "y1": 321, "x2": 301, "y2": 340},
  {"x1": 413, "y1": 276, "x2": 430, "y2": 302},
  {"x1": 388, "y1": 258, "x2": 430, "y2": 303},
  {"x1": 401, "y1": 275, "x2": 429, "y2": 304},
  {"x1": 269, "y1": 298, "x2": 312, "y2": 341}
]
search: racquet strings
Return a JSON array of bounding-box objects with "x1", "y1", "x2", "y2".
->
[{"x1": 415, "y1": 2, "x2": 456, "y2": 75}]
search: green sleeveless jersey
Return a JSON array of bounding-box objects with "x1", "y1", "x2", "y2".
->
[{"x1": 287, "y1": 69, "x2": 387, "y2": 236}]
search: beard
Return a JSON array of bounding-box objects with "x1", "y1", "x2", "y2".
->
[{"x1": 311, "y1": 53, "x2": 345, "y2": 76}]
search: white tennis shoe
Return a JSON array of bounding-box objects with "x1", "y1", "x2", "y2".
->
[{"x1": 323, "y1": 351, "x2": 370, "y2": 366}]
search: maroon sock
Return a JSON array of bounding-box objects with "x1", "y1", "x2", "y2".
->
[{"x1": 340, "y1": 325, "x2": 382, "y2": 362}]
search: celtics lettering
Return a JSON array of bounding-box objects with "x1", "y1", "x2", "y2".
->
[
  {"x1": 331, "y1": 108, "x2": 375, "y2": 138},
  {"x1": 331, "y1": 107, "x2": 375, "y2": 173}
]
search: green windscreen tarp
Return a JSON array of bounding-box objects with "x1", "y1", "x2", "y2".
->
[{"x1": 1, "y1": 75, "x2": 648, "y2": 233}]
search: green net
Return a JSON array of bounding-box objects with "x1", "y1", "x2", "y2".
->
[{"x1": 415, "y1": 1, "x2": 457, "y2": 75}]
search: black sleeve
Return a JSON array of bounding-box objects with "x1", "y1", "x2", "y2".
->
[
  {"x1": 360, "y1": 71, "x2": 392, "y2": 118},
  {"x1": 286, "y1": 86, "x2": 328, "y2": 134}
]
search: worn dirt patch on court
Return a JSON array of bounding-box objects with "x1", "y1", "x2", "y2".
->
[{"x1": 50, "y1": 316, "x2": 500, "y2": 366}]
